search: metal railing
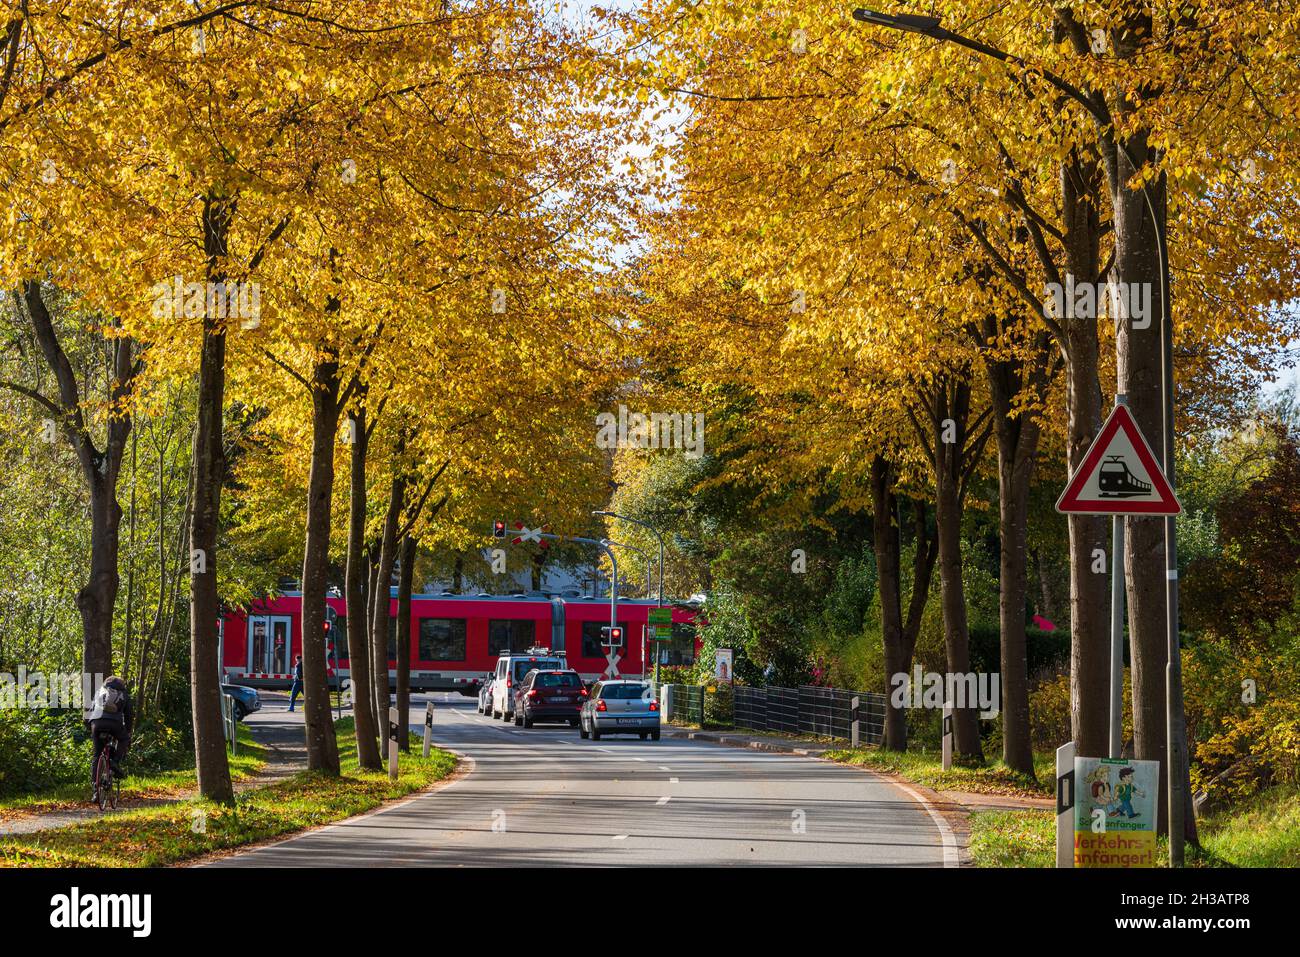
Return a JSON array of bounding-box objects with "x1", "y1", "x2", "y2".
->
[
  {"x1": 734, "y1": 684, "x2": 886, "y2": 745},
  {"x1": 666, "y1": 684, "x2": 704, "y2": 725}
]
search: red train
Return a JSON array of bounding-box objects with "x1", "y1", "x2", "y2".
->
[{"x1": 219, "y1": 592, "x2": 701, "y2": 692}]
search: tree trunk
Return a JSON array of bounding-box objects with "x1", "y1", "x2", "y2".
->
[
  {"x1": 983, "y1": 321, "x2": 1052, "y2": 777},
  {"x1": 369, "y1": 471, "x2": 405, "y2": 752},
  {"x1": 872, "y1": 456, "x2": 939, "y2": 752},
  {"x1": 872, "y1": 457, "x2": 906, "y2": 750},
  {"x1": 1108, "y1": 135, "x2": 1188, "y2": 837},
  {"x1": 934, "y1": 468, "x2": 982, "y2": 762},
  {"x1": 19, "y1": 281, "x2": 132, "y2": 680},
  {"x1": 990, "y1": 388, "x2": 1041, "y2": 777},
  {"x1": 395, "y1": 534, "x2": 415, "y2": 752},
  {"x1": 1058, "y1": 152, "x2": 1111, "y2": 762},
  {"x1": 188, "y1": 196, "x2": 234, "y2": 804},
  {"x1": 299, "y1": 357, "x2": 342, "y2": 775},
  {"x1": 345, "y1": 406, "x2": 381, "y2": 769}
]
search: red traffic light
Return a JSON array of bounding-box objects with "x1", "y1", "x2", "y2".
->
[{"x1": 492, "y1": 520, "x2": 506, "y2": 538}]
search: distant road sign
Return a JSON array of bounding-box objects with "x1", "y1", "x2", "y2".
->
[
  {"x1": 1056, "y1": 405, "x2": 1180, "y2": 516},
  {"x1": 648, "y1": 608, "x2": 671, "y2": 625}
]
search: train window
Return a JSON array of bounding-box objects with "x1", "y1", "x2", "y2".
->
[
  {"x1": 419, "y1": 618, "x2": 467, "y2": 661},
  {"x1": 581, "y1": 620, "x2": 630, "y2": 658},
  {"x1": 386, "y1": 616, "x2": 397, "y2": 659},
  {"x1": 488, "y1": 619, "x2": 536, "y2": 656}
]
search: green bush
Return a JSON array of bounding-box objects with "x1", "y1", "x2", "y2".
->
[{"x1": 0, "y1": 709, "x2": 86, "y2": 797}]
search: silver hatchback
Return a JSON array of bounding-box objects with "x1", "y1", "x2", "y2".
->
[{"x1": 580, "y1": 680, "x2": 661, "y2": 741}]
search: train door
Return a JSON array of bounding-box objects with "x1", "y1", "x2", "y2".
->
[{"x1": 248, "y1": 615, "x2": 294, "y2": 674}]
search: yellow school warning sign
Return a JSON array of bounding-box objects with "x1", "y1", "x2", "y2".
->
[{"x1": 1074, "y1": 757, "x2": 1159, "y2": 867}]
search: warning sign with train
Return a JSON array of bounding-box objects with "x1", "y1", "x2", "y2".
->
[{"x1": 1056, "y1": 404, "x2": 1181, "y2": 516}]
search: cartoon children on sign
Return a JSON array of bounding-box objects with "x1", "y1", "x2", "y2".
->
[{"x1": 1074, "y1": 756, "x2": 1158, "y2": 867}]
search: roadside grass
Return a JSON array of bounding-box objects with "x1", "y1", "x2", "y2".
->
[
  {"x1": 1198, "y1": 784, "x2": 1300, "y2": 867},
  {"x1": 823, "y1": 746, "x2": 1053, "y2": 798},
  {"x1": 0, "y1": 723, "x2": 266, "y2": 818},
  {"x1": 969, "y1": 808, "x2": 1055, "y2": 868},
  {"x1": 0, "y1": 718, "x2": 455, "y2": 867},
  {"x1": 967, "y1": 785, "x2": 1299, "y2": 868}
]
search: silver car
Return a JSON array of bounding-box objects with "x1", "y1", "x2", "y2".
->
[{"x1": 579, "y1": 680, "x2": 661, "y2": 741}]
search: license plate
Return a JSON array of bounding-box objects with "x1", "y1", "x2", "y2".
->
[
  {"x1": 554, "y1": 696, "x2": 571, "y2": 703},
  {"x1": 617, "y1": 718, "x2": 641, "y2": 725}
]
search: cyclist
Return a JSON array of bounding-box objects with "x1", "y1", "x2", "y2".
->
[{"x1": 87, "y1": 675, "x2": 134, "y2": 785}]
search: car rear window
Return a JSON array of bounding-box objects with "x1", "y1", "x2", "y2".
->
[
  {"x1": 514, "y1": 659, "x2": 561, "y2": 681},
  {"x1": 600, "y1": 684, "x2": 650, "y2": 700},
  {"x1": 535, "y1": 672, "x2": 580, "y2": 688}
]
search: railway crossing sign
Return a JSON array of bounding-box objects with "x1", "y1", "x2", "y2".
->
[{"x1": 1056, "y1": 404, "x2": 1180, "y2": 516}]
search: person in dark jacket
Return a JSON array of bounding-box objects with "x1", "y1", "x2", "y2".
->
[
  {"x1": 288, "y1": 655, "x2": 304, "y2": 712},
  {"x1": 88, "y1": 676, "x2": 133, "y2": 783}
]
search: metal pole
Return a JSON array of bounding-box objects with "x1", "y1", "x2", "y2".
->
[
  {"x1": 1110, "y1": 515, "x2": 1125, "y2": 759},
  {"x1": 593, "y1": 511, "x2": 667, "y2": 688},
  {"x1": 1156, "y1": 201, "x2": 1187, "y2": 868},
  {"x1": 1110, "y1": 394, "x2": 1128, "y2": 760}
]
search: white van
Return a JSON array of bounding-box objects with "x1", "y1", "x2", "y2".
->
[{"x1": 490, "y1": 648, "x2": 566, "y2": 721}]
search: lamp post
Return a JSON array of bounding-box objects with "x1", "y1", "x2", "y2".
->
[
  {"x1": 854, "y1": 8, "x2": 1186, "y2": 865},
  {"x1": 594, "y1": 510, "x2": 667, "y2": 687}
]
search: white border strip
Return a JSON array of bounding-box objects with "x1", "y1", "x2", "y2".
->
[{"x1": 887, "y1": 778, "x2": 959, "y2": 867}]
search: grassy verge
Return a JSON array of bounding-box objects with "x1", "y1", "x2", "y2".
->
[
  {"x1": 0, "y1": 718, "x2": 456, "y2": 867},
  {"x1": 823, "y1": 746, "x2": 1053, "y2": 798},
  {"x1": 967, "y1": 785, "x2": 1299, "y2": 868},
  {"x1": 1198, "y1": 785, "x2": 1300, "y2": 867},
  {"x1": 0, "y1": 723, "x2": 267, "y2": 818}
]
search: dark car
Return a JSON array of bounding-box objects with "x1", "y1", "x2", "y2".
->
[
  {"x1": 513, "y1": 669, "x2": 587, "y2": 728},
  {"x1": 222, "y1": 683, "x2": 261, "y2": 721}
]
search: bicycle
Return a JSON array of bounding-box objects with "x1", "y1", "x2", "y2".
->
[{"x1": 93, "y1": 733, "x2": 121, "y2": 812}]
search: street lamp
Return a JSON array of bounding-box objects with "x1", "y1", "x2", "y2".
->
[
  {"x1": 854, "y1": 8, "x2": 1187, "y2": 866},
  {"x1": 593, "y1": 510, "x2": 667, "y2": 686}
]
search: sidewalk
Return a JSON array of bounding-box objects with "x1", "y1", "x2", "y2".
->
[
  {"x1": 662, "y1": 724, "x2": 1053, "y2": 813},
  {"x1": 0, "y1": 699, "x2": 309, "y2": 836}
]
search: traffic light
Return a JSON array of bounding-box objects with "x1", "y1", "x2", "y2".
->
[
  {"x1": 600, "y1": 626, "x2": 623, "y2": 648},
  {"x1": 492, "y1": 520, "x2": 506, "y2": 538}
]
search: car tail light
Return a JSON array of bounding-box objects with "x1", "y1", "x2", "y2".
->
[
  {"x1": 648, "y1": 700, "x2": 658, "y2": 711},
  {"x1": 596, "y1": 699, "x2": 607, "y2": 712},
  {"x1": 579, "y1": 688, "x2": 589, "y2": 698},
  {"x1": 528, "y1": 690, "x2": 539, "y2": 699}
]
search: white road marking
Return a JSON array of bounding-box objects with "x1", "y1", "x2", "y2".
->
[
  {"x1": 887, "y1": 779, "x2": 960, "y2": 868},
  {"x1": 612, "y1": 834, "x2": 628, "y2": 841},
  {"x1": 658, "y1": 766, "x2": 671, "y2": 771},
  {"x1": 655, "y1": 796, "x2": 670, "y2": 806},
  {"x1": 669, "y1": 777, "x2": 679, "y2": 783}
]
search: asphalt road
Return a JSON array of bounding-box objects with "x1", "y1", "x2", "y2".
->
[{"x1": 210, "y1": 693, "x2": 956, "y2": 867}]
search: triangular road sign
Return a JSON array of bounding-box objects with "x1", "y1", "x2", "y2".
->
[{"x1": 1056, "y1": 404, "x2": 1181, "y2": 516}]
